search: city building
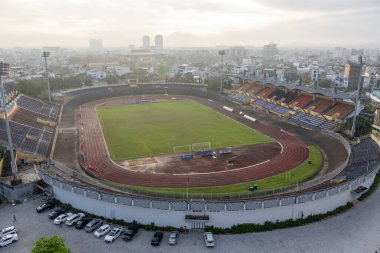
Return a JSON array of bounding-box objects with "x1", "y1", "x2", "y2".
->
[
  {"x1": 142, "y1": 36, "x2": 150, "y2": 49},
  {"x1": 344, "y1": 62, "x2": 362, "y2": 91},
  {"x1": 311, "y1": 65, "x2": 319, "y2": 82},
  {"x1": 155, "y1": 35, "x2": 163, "y2": 50},
  {"x1": 89, "y1": 39, "x2": 103, "y2": 51},
  {"x1": 262, "y1": 43, "x2": 279, "y2": 60}
]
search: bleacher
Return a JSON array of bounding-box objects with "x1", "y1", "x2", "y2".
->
[
  {"x1": 0, "y1": 95, "x2": 61, "y2": 157},
  {"x1": 253, "y1": 99, "x2": 290, "y2": 115},
  {"x1": 325, "y1": 103, "x2": 355, "y2": 120},
  {"x1": 228, "y1": 92, "x2": 250, "y2": 103},
  {"x1": 289, "y1": 112, "x2": 338, "y2": 130},
  {"x1": 309, "y1": 98, "x2": 334, "y2": 114},
  {"x1": 282, "y1": 92, "x2": 298, "y2": 104},
  {"x1": 345, "y1": 138, "x2": 380, "y2": 180},
  {"x1": 291, "y1": 94, "x2": 314, "y2": 108},
  {"x1": 17, "y1": 95, "x2": 61, "y2": 119},
  {"x1": 256, "y1": 87, "x2": 276, "y2": 99},
  {"x1": 269, "y1": 89, "x2": 286, "y2": 102}
]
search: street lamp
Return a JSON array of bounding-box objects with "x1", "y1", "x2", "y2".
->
[
  {"x1": 42, "y1": 51, "x2": 51, "y2": 101},
  {"x1": 219, "y1": 50, "x2": 225, "y2": 94},
  {"x1": 0, "y1": 62, "x2": 19, "y2": 182}
]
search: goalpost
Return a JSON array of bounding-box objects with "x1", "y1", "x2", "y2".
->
[
  {"x1": 173, "y1": 145, "x2": 192, "y2": 154},
  {"x1": 191, "y1": 142, "x2": 212, "y2": 152}
]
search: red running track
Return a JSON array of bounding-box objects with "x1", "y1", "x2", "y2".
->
[{"x1": 78, "y1": 96, "x2": 309, "y2": 188}]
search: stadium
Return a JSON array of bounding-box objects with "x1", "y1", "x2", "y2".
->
[{"x1": 1, "y1": 82, "x2": 379, "y2": 229}]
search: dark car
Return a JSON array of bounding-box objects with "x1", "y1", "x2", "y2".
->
[
  {"x1": 36, "y1": 202, "x2": 55, "y2": 213},
  {"x1": 122, "y1": 224, "x2": 139, "y2": 241},
  {"x1": 48, "y1": 209, "x2": 67, "y2": 220},
  {"x1": 151, "y1": 231, "x2": 163, "y2": 246},
  {"x1": 75, "y1": 217, "x2": 92, "y2": 229}
]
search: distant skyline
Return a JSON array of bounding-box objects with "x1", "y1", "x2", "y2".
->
[{"x1": 1, "y1": 0, "x2": 380, "y2": 48}]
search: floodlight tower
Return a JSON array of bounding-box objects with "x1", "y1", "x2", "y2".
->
[
  {"x1": 219, "y1": 50, "x2": 225, "y2": 94},
  {"x1": 42, "y1": 51, "x2": 51, "y2": 101},
  {"x1": 0, "y1": 62, "x2": 18, "y2": 181},
  {"x1": 351, "y1": 56, "x2": 364, "y2": 138}
]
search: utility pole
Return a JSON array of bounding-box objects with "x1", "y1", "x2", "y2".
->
[
  {"x1": 219, "y1": 50, "x2": 225, "y2": 94},
  {"x1": 351, "y1": 56, "x2": 364, "y2": 138},
  {"x1": 42, "y1": 51, "x2": 51, "y2": 101},
  {"x1": 0, "y1": 62, "x2": 19, "y2": 183}
]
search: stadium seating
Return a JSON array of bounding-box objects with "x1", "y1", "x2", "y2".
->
[
  {"x1": 256, "y1": 87, "x2": 276, "y2": 99},
  {"x1": 309, "y1": 98, "x2": 333, "y2": 114},
  {"x1": 17, "y1": 95, "x2": 61, "y2": 119},
  {"x1": 291, "y1": 94, "x2": 314, "y2": 108},
  {"x1": 325, "y1": 103, "x2": 355, "y2": 120},
  {"x1": 289, "y1": 112, "x2": 338, "y2": 130},
  {"x1": 0, "y1": 95, "x2": 60, "y2": 157},
  {"x1": 281, "y1": 92, "x2": 298, "y2": 104},
  {"x1": 345, "y1": 138, "x2": 380, "y2": 179},
  {"x1": 253, "y1": 99, "x2": 289, "y2": 115}
]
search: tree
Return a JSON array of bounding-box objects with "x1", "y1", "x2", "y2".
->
[{"x1": 32, "y1": 236, "x2": 70, "y2": 253}]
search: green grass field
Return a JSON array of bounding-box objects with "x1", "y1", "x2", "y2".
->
[
  {"x1": 97, "y1": 100, "x2": 273, "y2": 160},
  {"x1": 116, "y1": 145, "x2": 322, "y2": 195}
]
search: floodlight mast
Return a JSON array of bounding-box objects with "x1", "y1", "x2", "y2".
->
[
  {"x1": 0, "y1": 62, "x2": 18, "y2": 181},
  {"x1": 351, "y1": 56, "x2": 364, "y2": 138},
  {"x1": 219, "y1": 50, "x2": 225, "y2": 94},
  {"x1": 42, "y1": 51, "x2": 51, "y2": 101}
]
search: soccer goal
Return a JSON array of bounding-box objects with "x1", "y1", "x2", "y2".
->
[
  {"x1": 173, "y1": 144, "x2": 192, "y2": 154},
  {"x1": 191, "y1": 142, "x2": 212, "y2": 152}
]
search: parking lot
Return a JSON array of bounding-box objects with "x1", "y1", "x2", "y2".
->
[{"x1": 2, "y1": 191, "x2": 380, "y2": 253}]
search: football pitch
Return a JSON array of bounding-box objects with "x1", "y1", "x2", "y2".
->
[{"x1": 96, "y1": 100, "x2": 273, "y2": 160}]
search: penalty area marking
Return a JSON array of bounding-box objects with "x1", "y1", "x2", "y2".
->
[{"x1": 173, "y1": 159, "x2": 271, "y2": 176}]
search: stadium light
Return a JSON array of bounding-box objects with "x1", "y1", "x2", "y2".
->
[
  {"x1": 219, "y1": 50, "x2": 225, "y2": 94},
  {"x1": 351, "y1": 56, "x2": 364, "y2": 138},
  {"x1": 0, "y1": 61, "x2": 19, "y2": 182},
  {"x1": 42, "y1": 51, "x2": 52, "y2": 101}
]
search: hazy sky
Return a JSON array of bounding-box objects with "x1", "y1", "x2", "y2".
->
[{"x1": 1, "y1": 0, "x2": 379, "y2": 48}]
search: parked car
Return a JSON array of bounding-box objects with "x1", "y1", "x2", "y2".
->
[
  {"x1": 0, "y1": 233, "x2": 18, "y2": 247},
  {"x1": 48, "y1": 209, "x2": 67, "y2": 220},
  {"x1": 0, "y1": 226, "x2": 16, "y2": 237},
  {"x1": 122, "y1": 224, "x2": 139, "y2": 241},
  {"x1": 94, "y1": 224, "x2": 111, "y2": 238},
  {"x1": 75, "y1": 217, "x2": 92, "y2": 230},
  {"x1": 85, "y1": 219, "x2": 103, "y2": 233},
  {"x1": 36, "y1": 202, "x2": 55, "y2": 213},
  {"x1": 53, "y1": 213, "x2": 73, "y2": 225},
  {"x1": 104, "y1": 227, "x2": 123, "y2": 243},
  {"x1": 65, "y1": 213, "x2": 85, "y2": 226},
  {"x1": 204, "y1": 232, "x2": 215, "y2": 247},
  {"x1": 151, "y1": 231, "x2": 163, "y2": 246},
  {"x1": 168, "y1": 231, "x2": 179, "y2": 245}
]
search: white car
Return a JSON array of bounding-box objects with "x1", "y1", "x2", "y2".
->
[
  {"x1": 0, "y1": 233, "x2": 18, "y2": 247},
  {"x1": 94, "y1": 224, "x2": 111, "y2": 238},
  {"x1": 104, "y1": 227, "x2": 123, "y2": 243},
  {"x1": 53, "y1": 212, "x2": 73, "y2": 225},
  {"x1": 65, "y1": 213, "x2": 85, "y2": 226},
  {"x1": 0, "y1": 226, "x2": 16, "y2": 237},
  {"x1": 204, "y1": 232, "x2": 215, "y2": 247}
]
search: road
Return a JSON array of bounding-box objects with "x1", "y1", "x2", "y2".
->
[{"x1": 1, "y1": 190, "x2": 380, "y2": 253}]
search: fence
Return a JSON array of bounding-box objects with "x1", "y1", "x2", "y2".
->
[{"x1": 38, "y1": 161, "x2": 379, "y2": 212}]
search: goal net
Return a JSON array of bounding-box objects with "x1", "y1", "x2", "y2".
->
[
  {"x1": 191, "y1": 142, "x2": 211, "y2": 152},
  {"x1": 173, "y1": 145, "x2": 192, "y2": 154}
]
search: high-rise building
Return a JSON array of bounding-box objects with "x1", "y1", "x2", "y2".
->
[
  {"x1": 262, "y1": 43, "x2": 279, "y2": 60},
  {"x1": 155, "y1": 35, "x2": 163, "y2": 50},
  {"x1": 89, "y1": 39, "x2": 103, "y2": 51},
  {"x1": 344, "y1": 62, "x2": 362, "y2": 91},
  {"x1": 142, "y1": 36, "x2": 150, "y2": 49}
]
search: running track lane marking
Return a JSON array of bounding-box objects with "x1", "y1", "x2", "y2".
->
[{"x1": 173, "y1": 159, "x2": 271, "y2": 176}]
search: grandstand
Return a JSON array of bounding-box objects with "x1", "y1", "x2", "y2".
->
[
  {"x1": 0, "y1": 95, "x2": 61, "y2": 158},
  {"x1": 229, "y1": 80, "x2": 357, "y2": 131}
]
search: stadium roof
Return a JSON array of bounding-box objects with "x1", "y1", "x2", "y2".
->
[{"x1": 244, "y1": 76, "x2": 356, "y2": 101}]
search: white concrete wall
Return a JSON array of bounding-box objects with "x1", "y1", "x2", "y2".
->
[{"x1": 48, "y1": 171, "x2": 377, "y2": 228}]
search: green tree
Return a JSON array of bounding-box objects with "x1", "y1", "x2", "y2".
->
[{"x1": 32, "y1": 236, "x2": 70, "y2": 253}]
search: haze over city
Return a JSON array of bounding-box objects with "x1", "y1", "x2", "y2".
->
[{"x1": 1, "y1": 0, "x2": 380, "y2": 48}]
